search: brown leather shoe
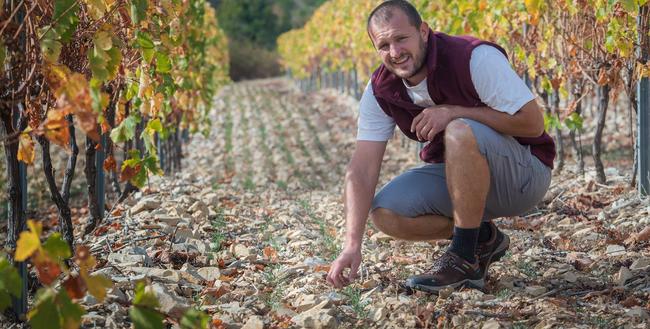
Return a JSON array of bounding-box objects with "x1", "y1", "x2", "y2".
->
[
  {"x1": 405, "y1": 250, "x2": 483, "y2": 293},
  {"x1": 476, "y1": 221, "x2": 510, "y2": 278}
]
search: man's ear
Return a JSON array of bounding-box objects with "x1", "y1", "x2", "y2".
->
[{"x1": 420, "y1": 22, "x2": 429, "y2": 39}]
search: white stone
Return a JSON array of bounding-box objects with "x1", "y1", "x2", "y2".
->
[
  {"x1": 370, "y1": 306, "x2": 388, "y2": 322},
  {"x1": 525, "y1": 285, "x2": 547, "y2": 297},
  {"x1": 482, "y1": 319, "x2": 502, "y2": 329},
  {"x1": 197, "y1": 267, "x2": 221, "y2": 281},
  {"x1": 370, "y1": 232, "x2": 392, "y2": 243},
  {"x1": 625, "y1": 307, "x2": 649, "y2": 319},
  {"x1": 131, "y1": 197, "x2": 161, "y2": 215},
  {"x1": 242, "y1": 315, "x2": 264, "y2": 329},
  {"x1": 614, "y1": 267, "x2": 633, "y2": 286},
  {"x1": 562, "y1": 272, "x2": 578, "y2": 283},
  {"x1": 605, "y1": 244, "x2": 626, "y2": 256},
  {"x1": 630, "y1": 257, "x2": 650, "y2": 271},
  {"x1": 151, "y1": 283, "x2": 189, "y2": 318}
]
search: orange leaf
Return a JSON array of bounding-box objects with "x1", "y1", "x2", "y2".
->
[
  {"x1": 34, "y1": 255, "x2": 62, "y2": 285},
  {"x1": 18, "y1": 132, "x2": 35, "y2": 165},
  {"x1": 103, "y1": 156, "x2": 117, "y2": 172},
  {"x1": 263, "y1": 246, "x2": 277, "y2": 260},
  {"x1": 120, "y1": 163, "x2": 141, "y2": 182},
  {"x1": 63, "y1": 275, "x2": 87, "y2": 299},
  {"x1": 313, "y1": 264, "x2": 330, "y2": 273}
]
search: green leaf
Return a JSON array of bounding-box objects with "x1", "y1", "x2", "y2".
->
[
  {"x1": 42, "y1": 233, "x2": 71, "y2": 261},
  {"x1": 142, "y1": 155, "x2": 164, "y2": 176},
  {"x1": 0, "y1": 256, "x2": 22, "y2": 311},
  {"x1": 52, "y1": 0, "x2": 79, "y2": 42},
  {"x1": 619, "y1": 0, "x2": 637, "y2": 13},
  {"x1": 28, "y1": 289, "x2": 60, "y2": 329},
  {"x1": 57, "y1": 290, "x2": 84, "y2": 329},
  {"x1": 147, "y1": 118, "x2": 163, "y2": 133},
  {"x1": 136, "y1": 31, "x2": 155, "y2": 63},
  {"x1": 89, "y1": 47, "x2": 109, "y2": 81},
  {"x1": 40, "y1": 28, "x2": 62, "y2": 63},
  {"x1": 125, "y1": 81, "x2": 139, "y2": 101},
  {"x1": 155, "y1": 52, "x2": 172, "y2": 73},
  {"x1": 94, "y1": 31, "x2": 113, "y2": 51},
  {"x1": 130, "y1": 0, "x2": 149, "y2": 25},
  {"x1": 130, "y1": 306, "x2": 164, "y2": 329},
  {"x1": 180, "y1": 308, "x2": 210, "y2": 329},
  {"x1": 110, "y1": 116, "x2": 139, "y2": 143},
  {"x1": 106, "y1": 46, "x2": 122, "y2": 79}
]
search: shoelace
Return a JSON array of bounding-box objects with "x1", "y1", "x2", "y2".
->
[{"x1": 428, "y1": 252, "x2": 456, "y2": 272}]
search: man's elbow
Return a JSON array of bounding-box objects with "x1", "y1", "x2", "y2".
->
[{"x1": 518, "y1": 101, "x2": 545, "y2": 137}]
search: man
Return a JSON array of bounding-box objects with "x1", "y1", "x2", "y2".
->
[{"x1": 326, "y1": 0, "x2": 555, "y2": 293}]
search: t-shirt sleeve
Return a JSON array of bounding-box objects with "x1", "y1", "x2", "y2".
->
[
  {"x1": 469, "y1": 45, "x2": 535, "y2": 115},
  {"x1": 356, "y1": 81, "x2": 396, "y2": 141}
]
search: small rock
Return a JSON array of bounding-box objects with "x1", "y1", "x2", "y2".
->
[
  {"x1": 630, "y1": 257, "x2": 650, "y2": 271},
  {"x1": 131, "y1": 197, "x2": 161, "y2": 215},
  {"x1": 606, "y1": 244, "x2": 626, "y2": 256},
  {"x1": 525, "y1": 285, "x2": 547, "y2": 297},
  {"x1": 197, "y1": 267, "x2": 221, "y2": 281},
  {"x1": 242, "y1": 315, "x2": 264, "y2": 329},
  {"x1": 614, "y1": 267, "x2": 633, "y2": 286},
  {"x1": 151, "y1": 283, "x2": 189, "y2": 318},
  {"x1": 291, "y1": 300, "x2": 337, "y2": 329},
  {"x1": 482, "y1": 319, "x2": 501, "y2": 329},
  {"x1": 294, "y1": 294, "x2": 320, "y2": 312},
  {"x1": 562, "y1": 272, "x2": 578, "y2": 283},
  {"x1": 369, "y1": 306, "x2": 388, "y2": 322},
  {"x1": 370, "y1": 232, "x2": 392, "y2": 243},
  {"x1": 625, "y1": 307, "x2": 649, "y2": 319},
  {"x1": 230, "y1": 244, "x2": 251, "y2": 258}
]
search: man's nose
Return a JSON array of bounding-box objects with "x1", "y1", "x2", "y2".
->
[{"x1": 389, "y1": 44, "x2": 402, "y2": 58}]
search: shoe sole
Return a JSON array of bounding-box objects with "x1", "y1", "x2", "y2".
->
[
  {"x1": 406, "y1": 278, "x2": 485, "y2": 294},
  {"x1": 481, "y1": 233, "x2": 510, "y2": 278}
]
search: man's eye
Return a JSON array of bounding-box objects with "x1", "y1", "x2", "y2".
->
[{"x1": 379, "y1": 44, "x2": 388, "y2": 51}]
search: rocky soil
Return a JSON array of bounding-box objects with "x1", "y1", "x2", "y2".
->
[{"x1": 7, "y1": 79, "x2": 650, "y2": 328}]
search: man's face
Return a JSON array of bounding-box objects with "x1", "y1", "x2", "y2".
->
[{"x1": 369, "y1": 10, "x2": 428, "y2": 83}]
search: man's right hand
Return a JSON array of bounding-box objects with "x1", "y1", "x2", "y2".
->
[{"x1": 326, "y1": 247, "x2": 362, "y2": 288}]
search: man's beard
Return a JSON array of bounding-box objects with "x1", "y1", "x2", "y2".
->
[{"x1": 390, "y1": 38, "x2": 427, "y2": 80}]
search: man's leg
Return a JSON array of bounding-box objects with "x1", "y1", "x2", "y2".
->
[
  {"x1": 445, "y1": 119, "x2": 490, "y2": 261},
  {"x1": 369, "y1": 208, "x2": 453, "y2": 241}
]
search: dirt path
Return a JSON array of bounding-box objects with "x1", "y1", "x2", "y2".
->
[{"x1": 72, "y1": 79, "x2": 649, "y2": 328}]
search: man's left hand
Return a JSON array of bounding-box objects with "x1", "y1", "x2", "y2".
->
[{"x1": 411, "y1": 105, "x2": 457, "y2": 141}]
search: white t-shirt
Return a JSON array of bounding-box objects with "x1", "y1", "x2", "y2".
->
[{"x1": 356, "y1": 45, "x2": 535, "y2": 141}]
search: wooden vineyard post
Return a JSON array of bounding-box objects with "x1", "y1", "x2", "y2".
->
[
  {"x1": 10, "y1": 105, "x2": 28, "y2": 319},
  {"x1": 639, "y1": 4, "x2": 650, "y2": 195},
  {"x1": 95, "y1": 134, "x2": 107, "y2": 219}
]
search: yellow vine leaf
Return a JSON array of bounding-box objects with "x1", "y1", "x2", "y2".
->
[
  {"x1": 15, "y1": 220, "x2": 43, "y2": 261},
  {"x1": 17, "y1": 131, "x2": 35, "y2": 165},
  {"x1": 82, "y1": 273, "x2": 113, "y2": 302}
]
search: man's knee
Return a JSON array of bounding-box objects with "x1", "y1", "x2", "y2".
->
[{"x1": 444, "y1": 119, "x2": 477, "y2": 150}]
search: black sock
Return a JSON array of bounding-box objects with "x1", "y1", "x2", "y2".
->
[
  {"x1": 448, "y1": 226, "x2": 479, "y2": 263},
  {"x1": 478, "y1": 221, "x2": 493, "y2": 243}
]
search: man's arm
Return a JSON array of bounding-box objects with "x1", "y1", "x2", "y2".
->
[
  {"x1": 410, "y1": 99, "x2": 544, "y2": 141},
  {"x1": 327, "y1": 140, "x2": 386, "y2": 288}
]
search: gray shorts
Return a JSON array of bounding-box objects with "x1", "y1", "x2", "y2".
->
[{"x1": 372, "y1": 119, "x2": 552, "y2": 221}]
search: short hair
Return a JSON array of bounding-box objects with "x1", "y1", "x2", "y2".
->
[{"x1": 367, "y1": 0, "x2": 423, "y2": 32}]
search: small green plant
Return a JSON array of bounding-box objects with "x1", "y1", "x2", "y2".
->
[
  {"x1": 589, "y1": 316, "x2": 613, "y2": 329},
  {"x1": 210, "y1": 208, "x2": 227, "y2": 251},
  {"x1": 299, "y1": 200, "x2": 341, "y2": 260},
  {"x1": 517, "y1": 260, "x2": 538, "y2": 278},
  {"x1": 343, "y1": 286, "x2": 370, "y2": 319},
  {"x1": 496, "y1": 288, "x2": 512, "y2": 299},
  {"x1": 276, "y1": 180, "x2": 288, "y2": 190},
  {"x1": 260, "y1": 265, "x2": 285, "y2": 310},
  {"x1": 243, "y1": 175, "x2": 255, "y2": 191}
]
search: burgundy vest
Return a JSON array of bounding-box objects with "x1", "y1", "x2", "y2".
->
[{"x1": 371, "y1": 31, "x2": 556, "y2": 168}]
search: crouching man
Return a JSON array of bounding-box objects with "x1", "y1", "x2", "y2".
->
[{"x1": 326, "y1": 0, "x2": 555, "y2": 293}]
